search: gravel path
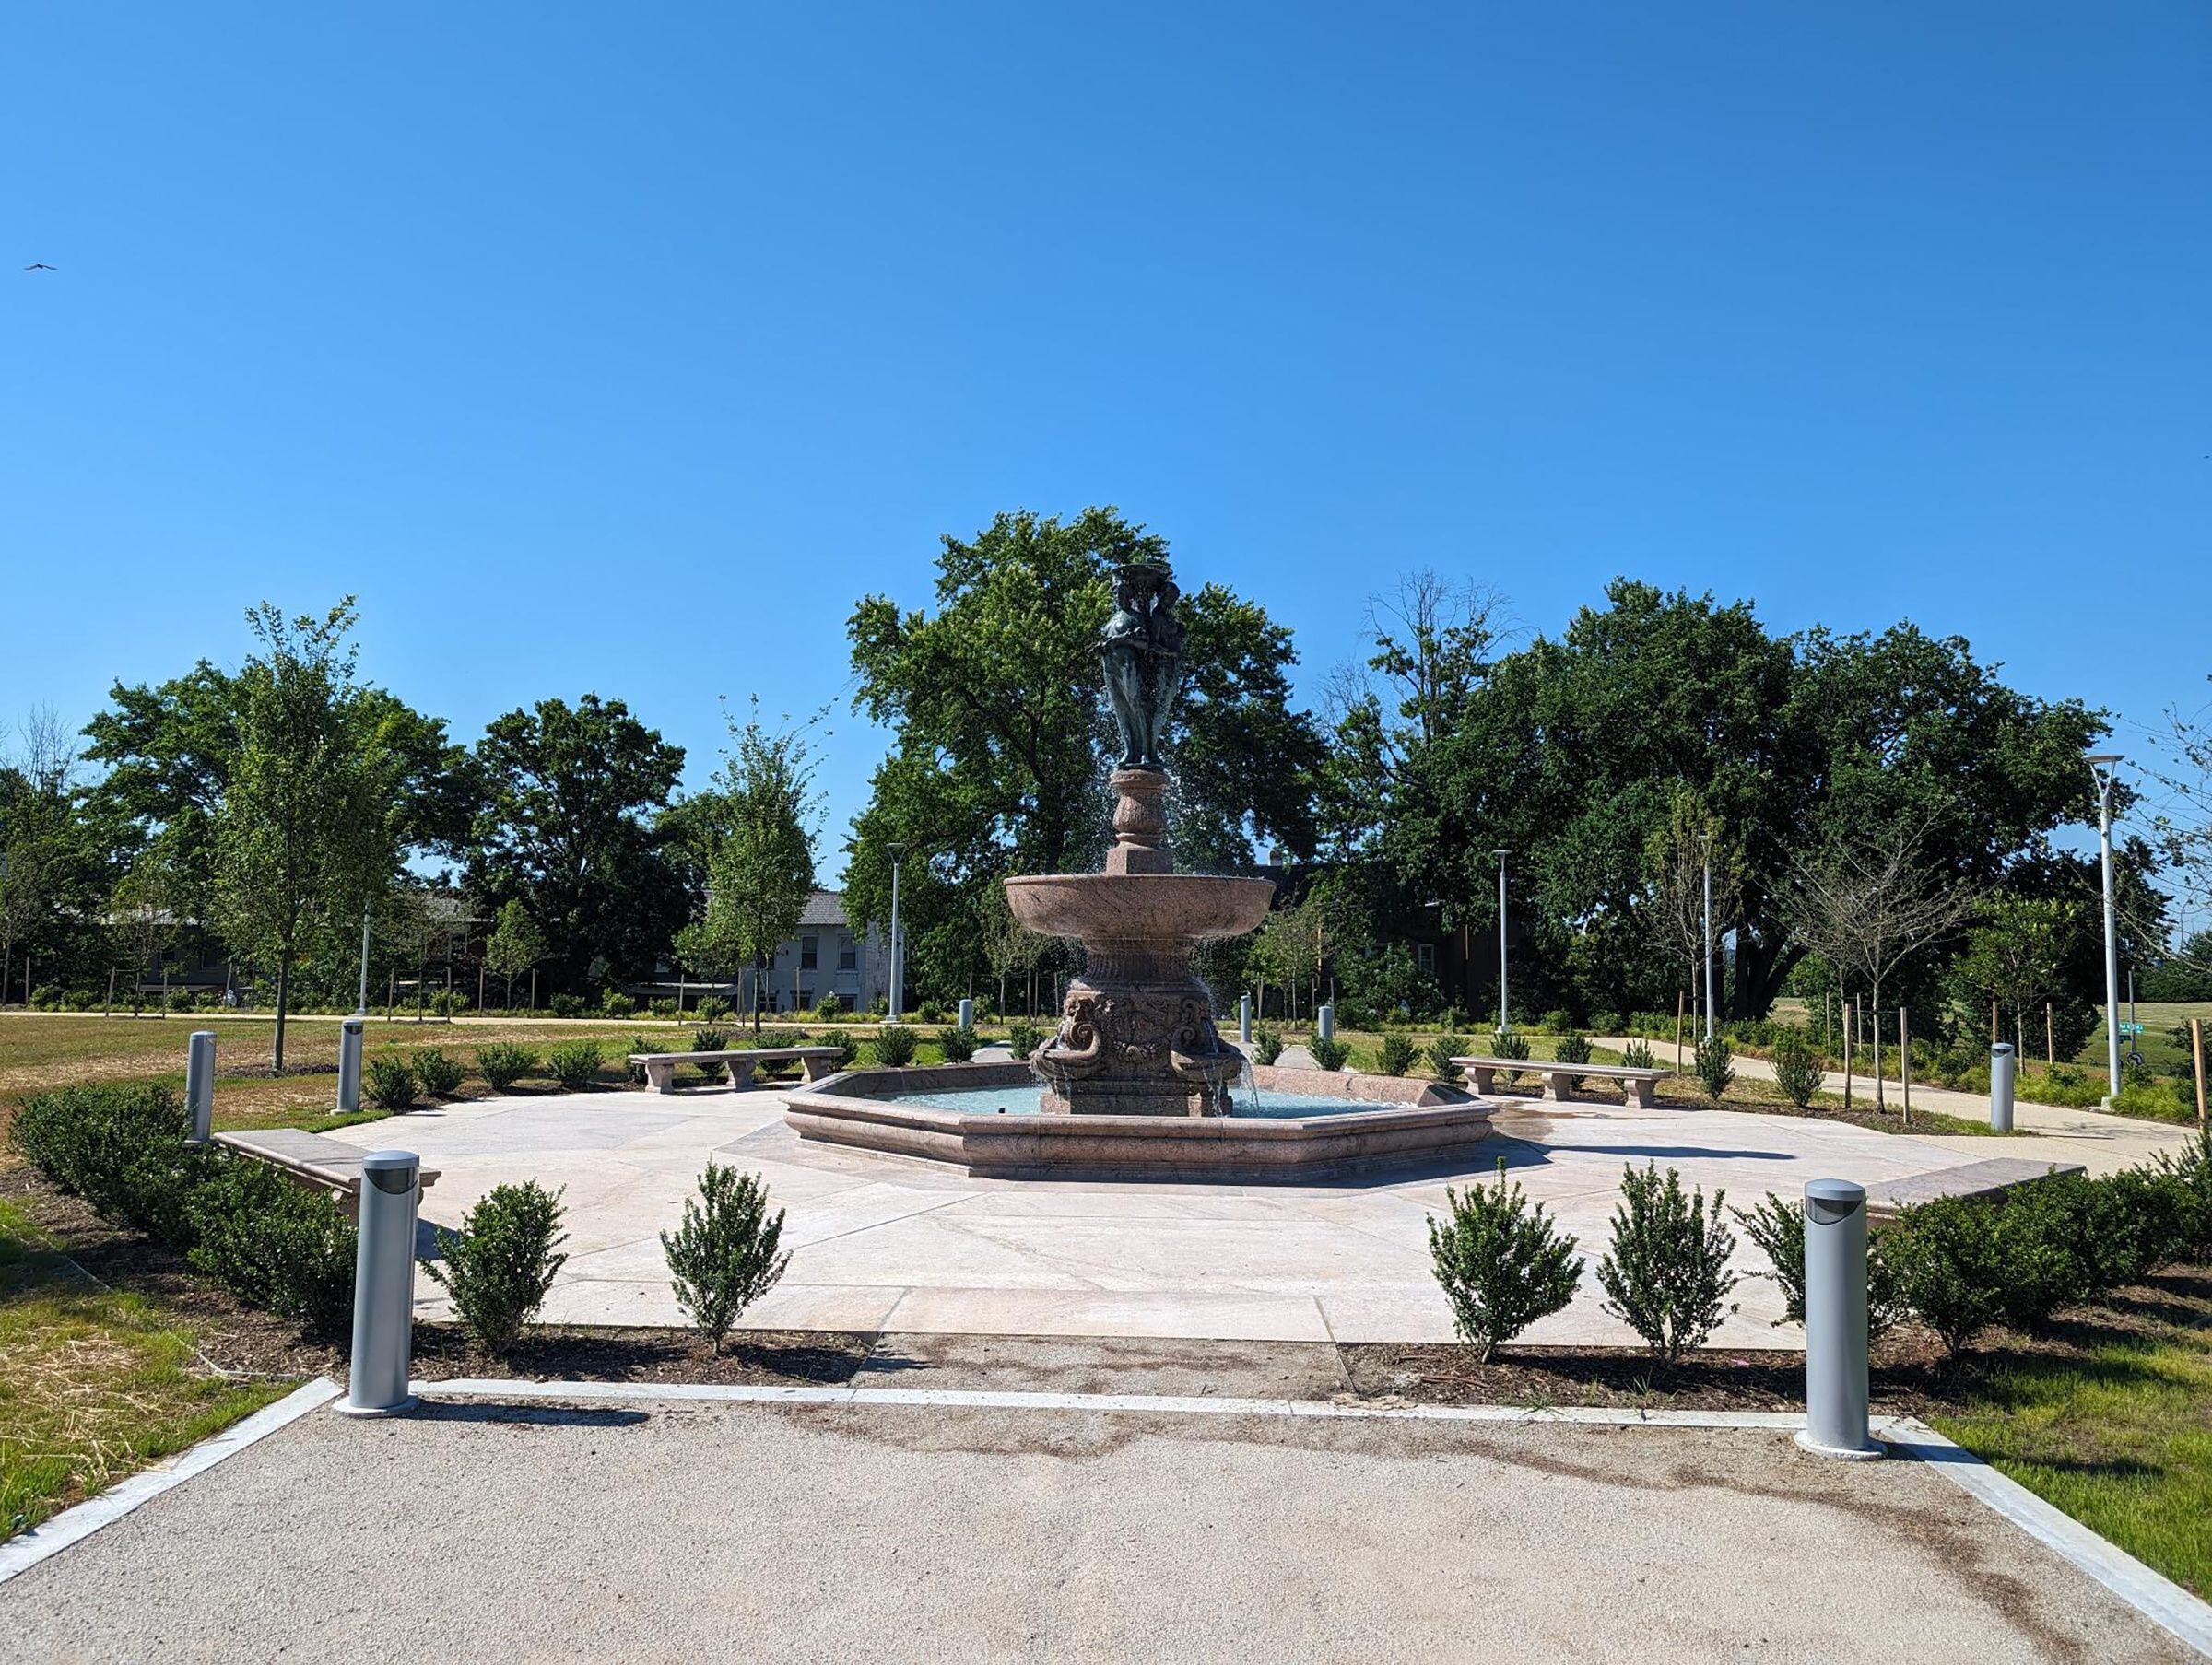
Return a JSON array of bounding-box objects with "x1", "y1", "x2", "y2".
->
[{"x1": 1, "y1": 1394, "x2": 2194, "y2": 1663}]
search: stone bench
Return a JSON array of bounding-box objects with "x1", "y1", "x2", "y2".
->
[
  {"x1": 629, "y1": 1047, "x2": 844, "y2": 1096},
  {"x1": 1452, "y1": 1056, "x2": 1667, "y2": 1108},
  {"x1": 213, "y1": 1128, "x2": 441, "y2": 1219}
]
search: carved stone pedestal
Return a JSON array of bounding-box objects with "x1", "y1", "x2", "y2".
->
[{"x1": 1035, "y1": 944, "x2": 1245, "y2": 1117}]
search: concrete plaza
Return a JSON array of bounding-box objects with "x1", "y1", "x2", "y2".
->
[{"x1": 327, "y1": 1074, "x2": 2193, "y2": 1348}]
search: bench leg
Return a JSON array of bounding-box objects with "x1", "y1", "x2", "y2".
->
[
  {"x1": 1630, "y1": 1080, "x2": 1657, "y2": 1108},
  {"x1": 1541, "y1": 1071, "x2": 1571, "y2": 1102},
  {"x1": 645, "y1": 1060, "x2": 677, "y2": 1095},
  {"x1": 728, "y1": 1060, "x2": 757, "y2": 1092},
  {"x1": 1468, "y1": 1066, "x2": 1497, "y2": 1096}
]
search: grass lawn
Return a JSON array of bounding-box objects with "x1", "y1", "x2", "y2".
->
[
  {"x1": 1926, "y1": 1269, "x2": 2212, "y2": 1597},
  {"x1": 0, "y1": 1013, "x2": 997, "y2": 1135},
  {"x1": 0, "y1": 1196, "x2": 294, "y2": 1542}
]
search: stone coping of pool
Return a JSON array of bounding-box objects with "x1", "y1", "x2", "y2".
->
[{"x1": 782, "y1": 1061, "x2": 1495, "y2": 1182}]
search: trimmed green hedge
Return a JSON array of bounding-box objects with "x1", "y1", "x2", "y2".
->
[{"x1": 11, "y1": 1082, "x2": 357, "y2": 1336}]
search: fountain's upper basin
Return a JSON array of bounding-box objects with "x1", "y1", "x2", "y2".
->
[{"x1": 1003, "y1": 872, "x2": 1274, "y2": 942}]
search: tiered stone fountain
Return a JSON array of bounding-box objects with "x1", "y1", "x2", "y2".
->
[
  {"x1": 784, "y1": 559, "x2": 1492, "y2": 1180},
  {"x1": 1006, "y1": 765, "x2": 1271, "y2": 1116}
]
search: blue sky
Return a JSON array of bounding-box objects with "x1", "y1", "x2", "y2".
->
[{"x1": 6, "y1": 3, "x2": 2208, "y2": 886}]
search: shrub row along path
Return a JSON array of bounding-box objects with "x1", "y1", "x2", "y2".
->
[
  {"x1": 1, "y1": 1395, "x2": 2192, "y2": 1664},
  {"x1": 314, "y1": 1078, "x2": 2189, "y2": 1347},
  {"x1": 1586, "y1": 1036, "x2": 2198, "y2": 1178}
]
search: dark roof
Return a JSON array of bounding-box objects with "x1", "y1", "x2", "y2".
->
[{"x1": 798, "y1": 890, "x2": 849, "y2": 929}]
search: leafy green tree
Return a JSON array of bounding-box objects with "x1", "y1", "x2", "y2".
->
[
  {"x1": 1954, "y1": 895, "x2": 2079, "y2": 1056},
  {"x1": 107, "y1": 847, "x2": 182, "y2": 1015},
  {"x1": 85, "y1": 650, "x2": 468, "y2": 931},
  {"x1": 209, "y1": 602, "x2": 413, "y2": 1068},
  {"x1": 1338, "y1": 579, "x2": 2101, "y2": 1020},
  {"x1": 842, "y1": 508, "x2": 1324, "y2": 1002},
  {"x1": 0, "y1": 708, "x2": 93, "y2": 1002},
  {"x1": 466, "y1": 694, "x2": 686, "y2": 991},
  {"x1": 1643, "y1": 786, "x2": 1745, "y2": 1027},
  {"x1": 482, "y1": 899, "x2": 546, "y2": 1008},
  {"x1": 1254, "y1": 902, "x2": 1320, "y2": 1022},
  {"x1": 692, "y1": 706, "x2": 818, "y2": 1033}
]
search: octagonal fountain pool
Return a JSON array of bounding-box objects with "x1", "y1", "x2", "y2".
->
[{"x1": 782, "y1": 1061, "x2": 1496, "y2": 1183}]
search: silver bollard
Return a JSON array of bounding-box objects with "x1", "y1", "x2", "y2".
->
[
  {"x1": 340, "y1": 1150, "x2": 420, "y2": 1417},
  {"x1": 1317, "y1": 1003, "x2": 1335, "y2": 1043},
  {"x1": 1989, "y1": 1041, "x2": 2016, "y2": 1132},
  {"x1": 958, "y1": 997, "x2": 974, "y2": 1031},
  {"x1": 1798, "y1": 1178, "x2": 1881, "y2": 1460},
  {"x1": 337, "y1": 1015, "x2": 365, "y2": 1116},
  {"x1": 1239, "y1": 993, "x2": 1253, "y2": 1045},
  {"x1": 185, "y1": 1030, "x2": 217, "y2": 1143}
]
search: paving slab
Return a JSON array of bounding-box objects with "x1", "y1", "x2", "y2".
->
[
  {"x1": 0, "y1": 1396, "x2": 2194, "y2": 1663},
  {"x1": 336, "y1": 1086, "x2": 2136, "y2": 1346}
]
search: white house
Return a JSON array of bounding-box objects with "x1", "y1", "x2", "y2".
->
[{"x1": 733, "y1": 889, "x2": 891, "y2": 1015}]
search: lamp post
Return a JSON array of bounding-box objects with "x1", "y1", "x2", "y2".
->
[
  {"x1": 2087, "y1": 752, "x2": 2124, "y2": 1105},
  {"x1": 1492, "y1": 849, "x2": 1511, "y2": 1034},
  {"x1": 887, "y1": 843, "x2": 906, "y2": 1019},
  {"x1": 356, "y1": 904, "x2": 372, "y2": 1017},
  {"x1": 1700, "y1": 833, "x2": 1716, "y2": 1041}
]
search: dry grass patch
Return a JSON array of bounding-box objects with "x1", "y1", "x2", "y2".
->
[{"x1": 0, "y1": 1197, "x2": 293, "y2": 1542}]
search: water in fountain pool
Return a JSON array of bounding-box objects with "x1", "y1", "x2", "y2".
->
[{"x1": 889, "y1": 1083, "x2": 1382, "y2": 1120}]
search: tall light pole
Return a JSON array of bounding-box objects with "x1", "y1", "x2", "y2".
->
[
  {"x1": 356, "y1": 904, "x2": 372, "y2": 1016},
  {"x1": 887, "y1": 843, "x2": 906, "y2": 1019},
  {"x1": 1700, "y1": 833, "x2": 1716, "y2": 1041},
  {"x1": 1492, "y1": 848, "x2": 1511, "y2": 1034},
  {"x1": 2087, "y1": 752, "x2": 2124, "y2": 1104}
]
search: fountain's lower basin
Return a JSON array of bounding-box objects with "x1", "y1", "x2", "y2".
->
[{"x1": 782, "y1": 1061, "x2": 1495, "y2": 1182}]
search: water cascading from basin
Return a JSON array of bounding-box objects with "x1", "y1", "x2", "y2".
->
[{"x1": 1003, "y1": 561, "x2": 1273, "y2": 1117}]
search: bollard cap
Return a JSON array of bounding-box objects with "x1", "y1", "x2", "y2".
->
[
  {"x1": 191, "y1": 1029, "x2": 217, "y2": 1041},
  {"x1": 1803, "y1": 1178, "x2": 1866, "y2": 1223},
  {"x1": 1991, "y1": 1042, "x2": 2014, "y2": 1058},
  {"x1": 362, "y1": 1149, "x2": 418, "y2": 1195}
]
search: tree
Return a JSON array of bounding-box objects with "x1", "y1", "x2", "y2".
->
[
  {"x1": 209, "y1": 601, "x2": 407, "y2": 1069},
  {"x1": 2147, "y1": 679, "x2": 2212, "y2": 968},
  {"x1": 693, "y1": 705, "x2": 819, "y2": 1032},
  {"x1": 1954, "y1": 896, "x2": 2079, "y2": 1055},
  {"x1": 483, "y1": 899, "x2": 546, "y2": 1008},
  {"x1": 0, "y1": 708, "x2": 88, "y2": 1003},
  {"x1": 1345, "y1": 579, "x2": 2103, "y2": 1021},
  {"x1": 107, "y1": 847, "x2": 182, "y2": 1015},
  {"x1": 1254, "y1": 903, "x2": 1320, "y2": 1022},
  {"x1": 842, "y1": 508, "x2": 1324, "y2": 1003},
  {"x1": 466, "y1": 695, "x2": 687, "y2": 991},
  {"x1": 1782, "y1": 815, "x2": 1978, "y2": 1112},
  {"x1": 1642, "y1": 786, "x2": 1746, "y2": 1030},
  {"x1": 84, "y1": 658, "x2": 469, "y2": 932}
]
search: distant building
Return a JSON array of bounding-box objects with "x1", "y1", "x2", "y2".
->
[{"x1": 731, "y1": 890, "x2": 891, "y2": 1015}]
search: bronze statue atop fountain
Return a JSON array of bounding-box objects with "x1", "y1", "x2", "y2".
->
[{"x1": 1003, "y1": 559, "x2": 1273, "y2": 1116}]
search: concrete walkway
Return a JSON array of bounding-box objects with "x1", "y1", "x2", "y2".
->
[
  {"x1": 0, "y1": 1395, "x2": 2193, "y2": 1663},
  {"x1": 330, "y1": 1079, "x2": 2133, "y2": 1347},
  {"x1": 1594, "y1": 1036, "x2": 2198, "y2": 1178}
]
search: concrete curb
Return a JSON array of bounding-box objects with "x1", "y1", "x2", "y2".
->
[
  {"x1": 414, "y1": 1376, "x2": 1819, "y2": 1426},
  {"x1": 0, "y1": 1378, "x2": 340, "y2": 1587}
]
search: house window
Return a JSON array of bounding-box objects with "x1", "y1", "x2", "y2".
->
[
  {"x1": 838, "y1": 937, "x2": 857, "y2": 971},
  {"x1": 800, "y1": 934, "x2": 818, "y2": 970},
  {"x1": 1417, "y1": 943, "x2": 1436, "y2": 974}
]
